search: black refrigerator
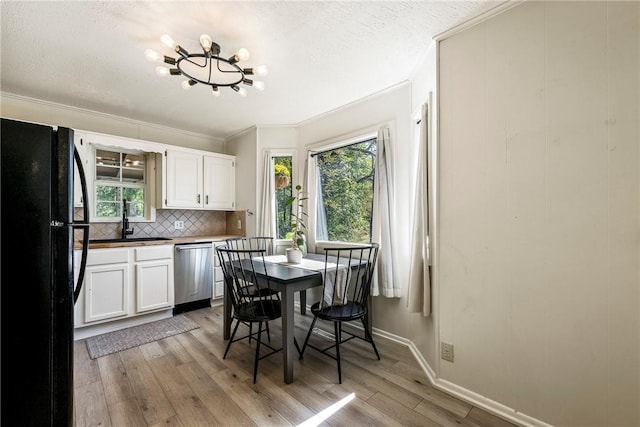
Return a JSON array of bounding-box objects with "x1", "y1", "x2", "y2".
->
[{"x1": 1, "y1": 118, "x2": 90, "y2": 426}]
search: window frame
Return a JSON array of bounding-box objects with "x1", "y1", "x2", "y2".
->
[
  {"x1": 89, "y1": 144, "x2": 156, "y2": 223},
  {"x1": 267, "y1": 149, "x2": 298, "y2": 250},
  {"x1": 308, "y1": 129, "x2": 378, "y2": 246}
]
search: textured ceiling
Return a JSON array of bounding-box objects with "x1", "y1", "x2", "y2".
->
[{"x1": 0, "y1": 1, "x2": 501, "y2": 139}]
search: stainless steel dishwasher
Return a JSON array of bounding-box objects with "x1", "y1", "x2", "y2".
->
[{"x1": 173, "y1": 242, "x2": 213, "y2": 314}]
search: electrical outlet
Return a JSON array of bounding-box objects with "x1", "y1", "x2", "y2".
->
[
  {"x1": 174, "y1": 220, "x2": 184, "y2": 230},
  {"x1": 441, "y1": 342, "x2": 454, "y2": 362},
  {"x1": 236, "y1": 219, "x2": 242, "y2": 229}
]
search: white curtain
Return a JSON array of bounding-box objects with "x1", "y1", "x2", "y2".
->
[
  {"x1": 372, "y1": 126, "x2": 400, "y2": 298},
  {"x1": 315, "y1": 160, "x2": 329, "y2": 241},
  {"x1": 258, "y1": 150, "x2": 275, "y2": 237},
  {"x1": 407, "y1": 103, "x2": 431, "y2": 316}
]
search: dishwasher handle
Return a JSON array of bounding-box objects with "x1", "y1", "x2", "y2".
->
[{"x1": 175, "y1": 243, "x2": 213, "y2": 251}]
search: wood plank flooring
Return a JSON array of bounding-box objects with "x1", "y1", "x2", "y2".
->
[{"x1": 74, "y1": 306, "x2": 517, "y2": 427}]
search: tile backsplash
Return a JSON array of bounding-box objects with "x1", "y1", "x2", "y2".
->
[{"x1": 77, "y1": 209, "x2": 246, "y2": 240}]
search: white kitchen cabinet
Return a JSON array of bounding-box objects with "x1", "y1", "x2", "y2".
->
[
  {"x1": 203, "y1": 155, "x2": 235, "y2": 209},
  {"x1": 75, "y1": 245, "x2": 174, "y2": 328},
  {"x1": 162, "y1": 149, "x2": 235, "y2": 210},
  {"x1": 212, "y1": 242, "x2": 226, "y2": 299},
  {"x1": 134, "y1": 246, "x2": 174, "y2": 313},
  {"x1": 165, "y1": 149, "x2": 203, "y2": 208},
  {"x1": 83, "y1": 249, "x2": 130, "y2": 323}
]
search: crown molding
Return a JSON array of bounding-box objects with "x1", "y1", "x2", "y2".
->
[{"x1": 0, "y1": 91, "x2": 224, "y2": 143}]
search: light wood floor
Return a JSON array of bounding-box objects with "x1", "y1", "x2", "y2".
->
[{"x1": 74, "y1": 305, "x2": 517, "y2": 427}]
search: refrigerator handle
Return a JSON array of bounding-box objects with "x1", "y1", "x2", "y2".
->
[{"x1": 72, "y1": 147, "x2": 90, "y2": 304}]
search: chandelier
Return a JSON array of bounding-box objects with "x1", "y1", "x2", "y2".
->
[{"x1": 145, "y1": 34, "x2": 268, "y2": 97}]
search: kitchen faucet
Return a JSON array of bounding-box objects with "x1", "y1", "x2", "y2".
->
[{"x1": 121, "y1": 199, "x2": 134, "y2": 239}]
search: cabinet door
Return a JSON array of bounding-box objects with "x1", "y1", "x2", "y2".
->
[
  {"x1": 212, "y1": 243, "x2": 225, "y2": 299},
  {"x1": 166, "y1": 150, "x2": 202, "y2": 208},
  {"x1": 203, "y1": 155, "x2": 235, "y2": 209},
  {"x1": 84, "y1": 263, "x2": 130, "y2": 323},
  {"x1": 136, "y1": 260, "x2": 174, "y2": 313}
]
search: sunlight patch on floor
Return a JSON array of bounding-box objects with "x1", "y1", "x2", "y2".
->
[{"x1": 296, "y1": 392, "x2": 356, "y2": 427}]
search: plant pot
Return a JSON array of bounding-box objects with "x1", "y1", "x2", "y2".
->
[
  {"x1": 275, "y1": 175, "x2": 290, "y2": 189},
  {"x1": 286, "y1": 247, "x2": 303, "y2": 264}
]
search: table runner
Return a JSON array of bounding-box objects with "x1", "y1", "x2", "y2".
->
[{"x1": 261, "y1": 255, "x2": 348, "y2": 305}]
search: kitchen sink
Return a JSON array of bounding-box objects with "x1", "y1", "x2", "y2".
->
[{"x1": 89, "y1": 237, "x2": 173, "y2": 244}]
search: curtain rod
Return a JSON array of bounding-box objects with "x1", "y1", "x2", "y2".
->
[{"x1": 309, "y1": 137, "x2": 377, "y2": 158}]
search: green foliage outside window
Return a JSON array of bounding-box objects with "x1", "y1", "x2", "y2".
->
[
  {"x1": 274, "y1": 156, "x2": 293, "y2": 239},
  {"x1": 317, "y1": 139, "x2": 376, "y2": 243},
  {"x1": 94, "y1": 148, "x2": 146, "y2": 219}
]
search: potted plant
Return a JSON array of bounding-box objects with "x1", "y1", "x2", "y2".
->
[
  {"x1": 274, "y1": 164, "x2": 290, "y2": 189},
  {"x1": 285, "y1": 184, "x2": 307, "y2": 263}
]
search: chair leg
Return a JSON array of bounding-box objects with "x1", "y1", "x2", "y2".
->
[
  {"x1": 249, "y1": 322, "x2": 253, "y2": 343},
  {"x1": 266, "y1": 321, "x2": 271, "y2": 342},
  {"x1": 361, "y1": 317, "x2": 380, "y2": 360},
  {"x1": 224, "y1": 319, "x2": 241, "y2": 359},
  {"x1": 299, "y1": 315, "x2": 318, "y2": 360},
  {"x1": 253, "y1": 322, "x2": 263, "y2": 384},
  {"x1": 334, "y1": 321, "x2": 342, "y2": 384}
]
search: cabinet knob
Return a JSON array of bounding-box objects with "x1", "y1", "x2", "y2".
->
[
  {"x1": 205, "y1": 195, "x2": 209, "y2": 204},
  {"x1": 197, "y1": 194, "x2": 201, "y2": 203}
]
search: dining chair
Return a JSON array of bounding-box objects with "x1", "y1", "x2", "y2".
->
[
  {"x1": 224, "y1": 237, "x2": 279, "y2": 341},
  {"x1": 298, "y1": 243, "x2": 380, "y2": 383},
  {"x1": 224, "y1": 237, "x2": 278, "y2": 298},
  {"x1": 216, "y1": 245, "x2": 282, "y2": 383}
]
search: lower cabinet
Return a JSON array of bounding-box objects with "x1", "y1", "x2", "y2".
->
[
  {"x1": 134, "y1": 246, "x2": 174, "y2": 313},
  {"x1": 212, "y1": 242, "x2": 226, "y2": 299},
  {"x1": 75, "y1": 245, "x2": 174, "y2": 328}
]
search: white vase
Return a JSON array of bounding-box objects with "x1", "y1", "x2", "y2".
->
[{"x1": 286, "y1": 247, "x2": 303, "y2": 264}]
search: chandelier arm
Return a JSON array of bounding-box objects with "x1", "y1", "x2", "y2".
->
[
  {"x1": 215, "y1": 57, "x2": 245, "y2": 75},
  {"x1": 181, "y1": 56, "x2": 208, "y2": 68}
]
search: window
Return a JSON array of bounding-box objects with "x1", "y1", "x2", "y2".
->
[
  {"x1": 315, "y1": 138, "x2": 376, "y2": 243},
  {"x1": 274, "y1": 155, "x2": 293, "y2": 239},
  {"x1": 94, "y1": 148, "x2": 146, "y2": 219}
]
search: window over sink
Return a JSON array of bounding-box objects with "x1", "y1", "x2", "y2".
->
[{"x1": 93, "y1": 148, "x2": 148, "y2": 220}]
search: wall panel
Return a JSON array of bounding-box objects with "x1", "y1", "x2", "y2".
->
[{"x1": 437, "y1": 1, "x2": 639, "y2": 425}]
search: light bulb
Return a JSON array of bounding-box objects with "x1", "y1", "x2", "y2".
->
[
  {"x1": 237, "y1": 87, "x2": 247, "y2": 97},
  {"x1": 160, "y1": 34, "x2": 175, "y2": 49},
  {"x1": 253, "y1": 81, "x2": 265, "y2": 91},
  {"x1": 254, "y1": 65, "x2": 268, "y2": 76},
  {"x1": 212, "y1": 87, "x2": 220, "y2": 97},
  {"x1": 199, "y1": 34, "x2": 212, "y2": 52},
  {"x1": 144, "y1": 49, "x2": 162, "y2": 62},
  {"x1": 237, "y1": 48, "x2": 250, "y2": 61},
  {"x1": 155, "y1": 66, "x2": 170, "y2": 76}
]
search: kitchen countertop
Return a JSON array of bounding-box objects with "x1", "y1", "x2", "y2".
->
[{"x1": 76, "y1": 234, "x2": 243, "y2": 249}]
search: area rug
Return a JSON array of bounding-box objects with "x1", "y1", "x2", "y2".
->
[{"x1": 85, "y1": 314, "x2": 199, "y2": 359}]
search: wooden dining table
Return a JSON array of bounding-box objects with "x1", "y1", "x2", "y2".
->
[{"x1": 222, "y1": 253, "x2": 328, "y2": 384}]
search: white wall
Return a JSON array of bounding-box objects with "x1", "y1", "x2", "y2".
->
[
  {"x1": 225, "y1": 126, "x2": 298, "y2": 237},
  {"x1": 297, "y1": 82, "x2": 445, "y2": 363},
  {"x1": 437, "y1": 1, "x2": 639, "y2": 425},
  {"x1": 225, "y1": 127, "x2": 258, "y2": 236},
  {"x1": 1, "y1": 93, "x2": 225, "y2": 152}
]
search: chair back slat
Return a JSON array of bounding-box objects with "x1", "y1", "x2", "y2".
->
[
  {"x1": 225, "y1": 236, "x2": 274, "y2": 255},
  {"x1": 216, "y1": 246, "x2": 279, "y2": 318},
  {"x1": 319, "y1": 243, "x2": 379, "y2": 317}
]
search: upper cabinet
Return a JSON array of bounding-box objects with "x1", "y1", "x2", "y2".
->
[
  {"x1": 161, "y1": 149, "x2": 235, "y2": 210},
  {"x1": 203, "y1": 154, "x2": 235, "y2": 209}
]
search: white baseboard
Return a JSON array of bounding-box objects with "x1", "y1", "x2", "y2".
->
[
  {"x1": 74, "y1": 309, "x2": 173, "y2": 341},
  {"x1": 374, "y1": 328, "x2": 551, "y2": 427},
  {"x1": 315, "y1": 315, "x2": 551, "y2": 427}
]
